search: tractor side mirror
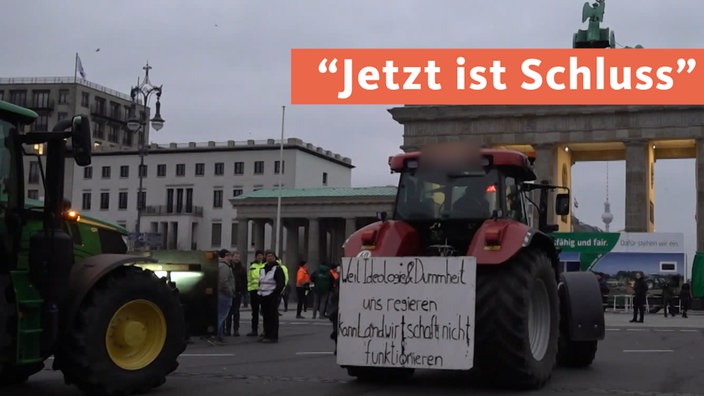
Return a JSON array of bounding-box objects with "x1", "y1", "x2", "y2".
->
[
  {"x1": 555, "y1": 193, "x2": 570, "y2": 216},
  {"x1": 71, "y1": 115, "x2": 92, "y2": 167}
]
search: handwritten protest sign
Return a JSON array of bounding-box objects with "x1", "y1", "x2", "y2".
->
[{"x1": 336, "y1": 256, "x2": 477, "y2": 370}]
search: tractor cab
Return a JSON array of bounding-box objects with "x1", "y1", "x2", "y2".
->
[{"x1": 389, "y1": 145, "x2": 539, "y2": 256}]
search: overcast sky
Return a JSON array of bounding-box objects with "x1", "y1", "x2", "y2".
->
[{"x1": 2, "y1": 0, "x2": 702, "y2": 264}]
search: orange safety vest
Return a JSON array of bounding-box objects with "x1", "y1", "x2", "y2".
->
[
  {"x1": 296, "y1": 267, "x2": 311, "y2": 287},
  {"x1": 330, "y1": 268, "x2": 340, "y2": 281}
]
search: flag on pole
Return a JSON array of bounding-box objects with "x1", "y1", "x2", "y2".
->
[{"x1": 76, "y1": 53, "x2": 86, "y2": 79}]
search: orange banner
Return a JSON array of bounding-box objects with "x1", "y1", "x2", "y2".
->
[{"x1": 290, "y1": 48, "x2": 704, "y2": 105}]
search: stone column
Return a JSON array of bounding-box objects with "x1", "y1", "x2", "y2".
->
[
  {"x1": 285, "y1": 221, "x2": 299, "y2": 269},
  {"x1": 345, "y1": 217, "x2": 357, "y2": 242},
  {"x1": 252, "y1": 220, "x2": 265, "y2": 251},
  {"x1": 624, "y1": 140, "x2": 652, "y2": 232},
  {"x1": 307, "y1": 217, "x2": 320, "y2": 268},
  {"x1": 696, "y1": 139, "x2": 704, "y2": 251},
  {"x1": 236, "y1": 218, "x2": 249, "y2": 262},
  {"x1": 532, "y1": 143, "x2": 557, "y2": 228}
]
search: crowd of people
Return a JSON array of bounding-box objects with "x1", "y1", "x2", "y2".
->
[
  {"x1": 628, "y1": 271, "x2": 693, "y2": 323},
  {"x1": 210, "y1": 248, "x2": 340, "y2": 346}
]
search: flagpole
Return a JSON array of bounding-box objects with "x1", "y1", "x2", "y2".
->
[
  {"x1": 74, "y1": 53, "x2": 78, "y2": 83},
  {"x1": 275, "y1": 105, "x2": 285, "y2": 257}
]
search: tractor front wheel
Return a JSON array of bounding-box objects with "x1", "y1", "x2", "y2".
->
[
  {"x1": 474, "y1": 248, "x2": 559, "y2": 389},
  {"x1": 56, "y1": 266, "x2": 185, "y2": 395}
]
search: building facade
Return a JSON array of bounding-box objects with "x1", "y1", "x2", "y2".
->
[
  {"x1": 0, "y1": 76, "x2": 149, "y2": 151},
  {"x1": 69, "y1": 138, "x2": 353, "y2": 251}
]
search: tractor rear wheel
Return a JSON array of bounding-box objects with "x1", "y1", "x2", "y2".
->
[
  {"x1": 56, "y1": 266, "x2": 185, "y2": 395},
  {"x1": 474, "y1": 248, "x2": 559, "y2": 389}
]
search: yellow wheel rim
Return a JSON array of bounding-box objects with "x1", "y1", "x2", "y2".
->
[{"x1": 105, "y1": 299, "x2": 167, "y2": 370}]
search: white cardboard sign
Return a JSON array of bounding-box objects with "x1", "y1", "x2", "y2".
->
[{"x1": 336, "y1": 256, "x2": 477, "y2": 370}]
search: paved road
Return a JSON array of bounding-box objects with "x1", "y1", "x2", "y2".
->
[{"x1": 7, "y1": 309, "x2": 704, "y2": 396}]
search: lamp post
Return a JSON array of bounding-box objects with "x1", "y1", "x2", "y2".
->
[{"x1": 127, "y1": 62, "x2": 165, "y2": 249}]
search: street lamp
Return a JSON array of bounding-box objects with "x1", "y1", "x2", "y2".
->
[{"x1": 127, "y1": 62, "x2": 165, "y2": 248}]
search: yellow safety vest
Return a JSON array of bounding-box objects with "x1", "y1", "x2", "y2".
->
[{"x1": 247, "y1": 261, "x2": 265, "y2": 291}]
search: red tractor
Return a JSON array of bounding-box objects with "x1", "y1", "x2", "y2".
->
[{"x1": 340, "y1": 143, "x2": 605, "y2": 389}]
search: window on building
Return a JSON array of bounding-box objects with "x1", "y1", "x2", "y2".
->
[
  {"x1": 9, "y1": 90, "x2": 27, "y2": 107},
  {"x1": 137, "y1": 191, "x2": 146, "y2": 210},
  {"x1": 92, "y1": 122, "x2": 104, "y2": 139},
  {"x1": 231, "y1": 222, "x2": 238, "y2": 247},
  {"x1": 233, "y1": 188, "x2": 243, "y2": 197},
  {"x1": 274, "y1": 160, "x2": 285, "y2": 174},
  {"x1": 253, "y1": 185, "x2": 263, "y2": 191},
  {"x1": 81, "y1": 92, "x2": 90, "y2": 107},
  {"x1": 118, "y1": 191, "x2": 128, "y2": 210},
  {"x1": 234, "y1": 161, "x2": 244, "y2": 175},
  {"x1": 322, "y1": 172, "x2": 328, "y2": 186},
  {"x1": 176, "y1": 164, "x2": 185, "y2": 177},
  {"x1": 35, "y1": 114, "x2": 49, "y2": 131},
  {"x1": 32, "y1": 90, "x2": 50, "y2": 108},
  {"x1": 139, "y1": 164, "x2": 147, "y2": 178},
  {"x1": 100, "y1": 192, "x2": 110, "y2": 210},
  {"x1": 186, "y1": 188, "x2": 193, "y2": 213},
  {"x1": 254, "y1": 161, "x2": 264, "y2": 174},
  {"x1": 157, "y1": 164, "x2": 166, "y2": 177},
  {"x1": 27, "y1": 189, "x2": 39, "y2": 200},
  {"x1": 122, "y1": 130, "x2": 133, "y2": 146},
  {"x1": 213, "y1": 189, "x2": 223, "y2": 208},
  {"x1": 211, "y1": 223, "x2": 222, "y2": 247},
  {"x1": 28, "y1": 161, "x2": 40, "y2": 184},
  {"x1": 0, "y1": 91, "x2": 4, "y2": 101},
  {"x1": 176, "y1": 188, "x2": 184, "y2": 213},
  {"x1": 107, "y1": 124, "x2": 119, "y2": 143},
  {"x1": 214, "y1": 162, "x2": 224, "y2": 176},
  {"x1": 166, "y1": 188, "x2": 174, "y2": 213},
  {"x1": 195, "y1": 163, "x2": 204, "y2": 176},
  {"x1": 58, "y1": 89, "x2": 69, "y2": 104},
  {"x1": 82, "y1": 192, "x2": 91, "y2": 210},
  {"x1": 101, "y1": 166, "x2": 111, "y2": 179},
  {"x1": 57, "y1": 112, "x2": 68, "y2": 122},
  {"x1": 84, "y1": 166, "x2": 92, "y2": 179},
  {"x1": 110, "y1": 102, "x2": 121, "y2": 119},
  {"x1": 94, "y1": 97, "x2": 106, "y2": 115},
  {"x1": 120, "y1": 165, "x2": 129, "y2": 178}
]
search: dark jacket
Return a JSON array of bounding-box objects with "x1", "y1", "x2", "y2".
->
[
  {"x1": 680, "y1": 283, "x2": 693, "y2": 310},
  {"x1": 633, "y1": 277, "x2": 648, "y2": 306},
  {"x1": 311, "y1": 264, "x2": 333, "y2": 294},
  {"x1": 231, "y1": 260, "x2": 247, "y2": 294}
]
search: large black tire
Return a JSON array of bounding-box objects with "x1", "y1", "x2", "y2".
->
[
  {"x1": 56, "y1": 266, "x2": 186, "y2": 395},
  {"x1": 474, "y1": 248, "x2": 559, "y2": 389},
  {"x1": 557, "y1": 338, "x2": 597, "y2": 368}
]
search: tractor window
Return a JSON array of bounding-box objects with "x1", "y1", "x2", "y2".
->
[
  {"x1": 504, "y1": 176, "x2": 525, "y2": 222},
  {"x1": 394, "y1": 168, "x2": 499, "y2": 221}
]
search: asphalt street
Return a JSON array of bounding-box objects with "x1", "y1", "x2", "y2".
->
[{"x1": 7, "y1": 308, "x2": 704, "y2": 396}]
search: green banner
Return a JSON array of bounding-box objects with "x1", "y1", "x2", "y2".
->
[{"x1": 551, "y1": 233, "x2": 620, "y2": 253}]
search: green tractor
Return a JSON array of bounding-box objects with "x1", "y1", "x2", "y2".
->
[{"x1": 0, "y1": 100, "x2": 186, "y2": 395}]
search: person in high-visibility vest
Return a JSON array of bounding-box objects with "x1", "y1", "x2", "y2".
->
[
  {"x1": 295, "y1": 260, "x2": 311, "y2": 319},
  {"x1": 246, "y1": 250, "x2": 265, "y2": 336},
  {"x1": 258, "y1": 250, "x2": 285, "y2": 343}
]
